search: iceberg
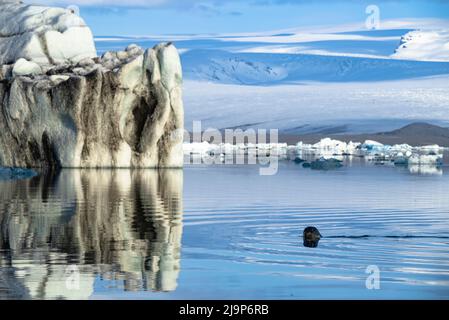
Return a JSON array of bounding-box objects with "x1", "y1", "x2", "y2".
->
[
  {"x1": 417, "y1": 145, "x2": 443, "y2": 155},
  {"x1": 0, "y1": 2, "x2": 184, "y2": 168},
  {"x1": 296, "y1": 138, "x2": 361, "y2": 157},
  {"x1": 313, "y1": 138, "x2": 347, "y2": 153},
  {"x1": 408, "y1": 154, "x2": 443, "y2": 166},
  {"x1": 361, "y1": 140, "x2": 387, "y2": 152},
  {"x1": 303, "y1": 157, "x2": 343, "y2": 170},
  {"x1": 293, "y1": 137, "x2": 444, "y2": 168}
]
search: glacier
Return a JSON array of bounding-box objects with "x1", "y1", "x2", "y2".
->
[
  {"x1": 393, "y1": 30, "x2": 449, "y2": 62},
  {"x1": 94, "y1": 19, "x2": 449, "y2": 135}
]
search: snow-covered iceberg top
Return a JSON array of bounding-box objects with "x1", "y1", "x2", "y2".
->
[{"x1": 0, "y1": 1, "x2": 97, "y2": 65}]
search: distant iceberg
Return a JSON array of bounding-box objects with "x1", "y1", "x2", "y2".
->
[
  {"x1": 183, "y1": 137, "x2": 445, "y2": 168},
  {"x1": 408, "y1": 154, "x2": 443, "y2": 165},
  {"x1": 312, "y1": 138, "x2": 360, "y2": 155}
]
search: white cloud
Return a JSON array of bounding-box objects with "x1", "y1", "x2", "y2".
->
[
  {"x1": 24, "y1": 0, "x2": 449, "y2": 10},
  {"x1": 26, "y1": 0, "x2": 173, "y2": 7}
]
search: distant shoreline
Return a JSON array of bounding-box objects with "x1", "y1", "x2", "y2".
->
[
  {"x1": 186, "y1": 123, "x2": 449, "y2": 148},
  {"x1": 278, "y1": 123, "x2": 449, "y2": 147}
]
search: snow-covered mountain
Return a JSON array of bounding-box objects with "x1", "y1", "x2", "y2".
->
[
  {"x1": 393, "y1": 30, "x2": 449, "y2": 62},
  {"x1": 95, "y1": 19, "x2": 449, "y2": 134},
  {"x1": 181, "y1": 49, "x2": 449, "y2": 85}
]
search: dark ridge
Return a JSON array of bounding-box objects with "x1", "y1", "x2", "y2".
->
[
  {"x1": 278, "y1": 122, "x2": 449, "y2": 147},
  {"x1": 388, "y1": 122, "x2": 449, "y2": 137}
]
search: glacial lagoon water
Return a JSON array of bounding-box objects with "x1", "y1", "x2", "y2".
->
[{"x1": 1, "y1": 159, "x2": 449, "y2": 299}]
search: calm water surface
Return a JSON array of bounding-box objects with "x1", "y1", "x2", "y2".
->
[{"x1": 0, "y1": 160, "x2": 449, "y2": 299}]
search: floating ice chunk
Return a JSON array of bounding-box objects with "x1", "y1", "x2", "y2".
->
[
  {"x1": 363, "y1": 140, "x2": 383, "y2": 146},
  {"x1": 393, "y1": 155, "x2": 408, "y2": 166},
  {"x1": 362, "y1": 140, "x2": 385, "y2": 152},
  {"x1": 183, "y1": 142, "x2": 289, "y2": 158},
  {"x1": 390, "y1": 144, "x2": 413, "y2": 154},
  {"x1": 183, "y1": 142, "x2": 212, "y2": 154},
  {"x1": 302, "y1": 138, "x2": 361, "y2": 155},
  {"x1": 220, "y1": 143, "x2": 236, "y2": 155},
  {"x1": 408, "y1": 154, "x2": 443, "y2": 165},
  {"x1": 313, "y1": 138, "x2": 347, "y2": 153},
  {"x1": 303, "y1": 157, "x2": 343, "y2": 170},
  {"x1": 297, "y1": 142, "x2": 312, "y2": 151},
  {"x1": 347, "y1": 141, "x2": 361, "y2": 154},
  {"x1": 418, "y1": 145, "x2": 442, "y2": 154}
]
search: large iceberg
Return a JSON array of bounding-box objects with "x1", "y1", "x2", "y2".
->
[{"x1": 0, "y1": 1, "x2": 184, "y2": 168}]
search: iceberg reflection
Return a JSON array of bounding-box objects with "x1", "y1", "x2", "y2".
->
[
  {"x1": 408, "y1": 165, "x2": 443, "y2": 176},
  {"x1": 0, "y1": 169, "x2": 183, "y2": 299}
]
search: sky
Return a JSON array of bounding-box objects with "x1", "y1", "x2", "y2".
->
[{"x1": 28, "y1": 0, "x2": 449, "y2": 36}]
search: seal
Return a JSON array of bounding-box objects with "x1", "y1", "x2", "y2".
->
[{"x1": 303, "y1": 226, "x2": 322, "y2": 248}]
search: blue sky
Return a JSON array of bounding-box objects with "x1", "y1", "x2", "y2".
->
[{"x1": 31, "y1": 0, "x2": 449, "y2": 35}]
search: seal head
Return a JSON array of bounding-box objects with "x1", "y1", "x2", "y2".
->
[{"x1": 303, "y1": 226, "x2": 322, "y2": 248}]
